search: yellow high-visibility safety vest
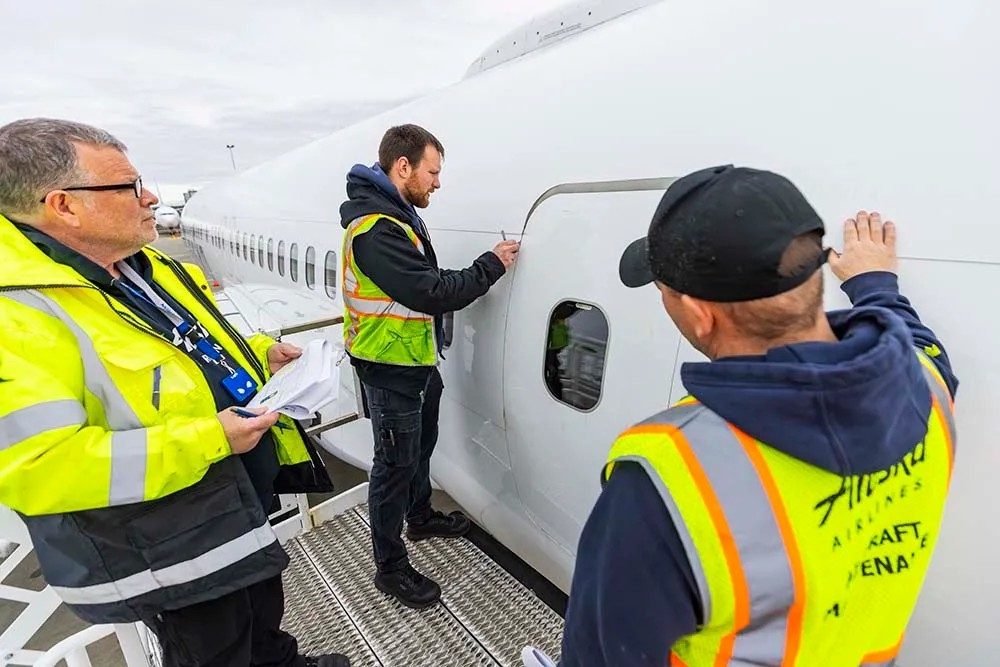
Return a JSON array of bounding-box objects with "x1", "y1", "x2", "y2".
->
[
  {"x1": 341, "y1": 213, "x2": 437, "y2": 366},
  {"x1": 0, "y1": 214, "x2": 310, "y2": 622},
  {"x1": 603, "y1": 351, "x2": 956, "y2": 667},
  {"x1": 0, "y1": 221, "x2": 311, "y2": 515}
]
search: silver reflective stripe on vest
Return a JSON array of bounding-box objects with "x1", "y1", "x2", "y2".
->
[
  {"x1": 346, "y1": 294, "x2": 433, "y2": 320},
  {"x1": 109, "y1": 429, "x2": 148, "y2": 505},
  {"x1": 3, "y1": 289, "x2": 148, "y2": 506},
  {"x1": 920, "y1": 362, "x2": 956, "y2": 453},
  {"x1": 3, "y1": 290, "x2": 142, "y2": 430},
  {"x1": 50, "y1": 520, "x2": 277, "y2": 605},
  {"x1": 0, "y1": 399, "x2": 87, "y2": 451},
  {"x1": 861, "y1": 660, "x2": 896, "y2": 666},
  {"x1": 665, "y1": 406, "x2": 796, "y2": 663}
]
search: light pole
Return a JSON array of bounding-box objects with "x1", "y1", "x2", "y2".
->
[{"x1": 226, "y1": 144, "x2": 237, "y2": 172}]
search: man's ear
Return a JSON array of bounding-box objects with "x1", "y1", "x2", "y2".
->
[
  {"x1": 42, "y1": 192, "x2": 84, "y2": 230},
  {"x1": 395, "y1": 156, "x2": 411, "y2": 179},
  {"x1": 681, "y1": 294, "x2": 716, "y2": 340}
]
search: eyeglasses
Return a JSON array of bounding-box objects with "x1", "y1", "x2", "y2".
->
[{"x1": 40, "y1": 175, "x2": 143, "y2": 203}]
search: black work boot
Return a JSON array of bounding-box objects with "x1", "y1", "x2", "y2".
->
[
  {"x1": 302, "y1": 653, "x2": 351, "y2": 667},
  {"x1": 405, "y1": 509, "x2": 471, "y2": 541},
  {"x1": 374, "y1": 563, "x2": 441, "y2": 609}
]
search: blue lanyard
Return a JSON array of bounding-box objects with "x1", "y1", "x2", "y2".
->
[
  {"x1": 116, "y1": 262, "x2": 188, "y2": 326},
  {"x1": 113, "y1": 262, "x2": 261, "y2": 406},
  {"x1": 117, "y1": 279, "x2": 174, "y2": 320},
  {"x1": 115, "y1": 261, "x2": 232, "y2": 372}
]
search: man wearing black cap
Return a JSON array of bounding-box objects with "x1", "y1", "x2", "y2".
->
[{"x1": 522, "y1": 165, "x2": 959, "y2": 666}]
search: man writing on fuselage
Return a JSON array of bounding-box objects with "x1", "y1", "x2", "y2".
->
[{"x1": 339, "y1": 124, "x2": 519, "y2": 609}]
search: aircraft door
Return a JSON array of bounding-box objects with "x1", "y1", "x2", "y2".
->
[{"x1": 503, "y1": 183, "x2": 684, "y2": 555}]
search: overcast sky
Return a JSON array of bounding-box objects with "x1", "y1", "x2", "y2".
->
[{"x1": 0, "y1": 0, "x2": 574, "y2": 203}]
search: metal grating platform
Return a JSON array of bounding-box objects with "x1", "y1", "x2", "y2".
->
[{"x1": 280, "y1": 504, "x2": 564, "y2": 667}]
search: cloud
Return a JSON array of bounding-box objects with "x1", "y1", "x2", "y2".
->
[{"x1": 0, "y1": 0, "x2": 575, "y2": 190}]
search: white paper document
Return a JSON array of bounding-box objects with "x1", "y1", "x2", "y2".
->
[{"x1": 246, "y1": 338, "x2": 340, "y2": 419}]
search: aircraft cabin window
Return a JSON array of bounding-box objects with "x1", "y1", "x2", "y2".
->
[
  {"x1": 277, "y1": 241, "x2": 286, "y2": 276},
  {"x1": 544, "y1": 300, "x2": 609, "y2": 412},
  {"x1": 250, "y1": 235, "x2": 256, "y2": 265},
  {"x1": 243, "y1": 234, "x2": 249, "y2": 261},
  {"x1": 289, "y1": 243, "x2": 299, "y2": 282},
  {"x1": 267, "y1": 238, "x2": 275, "y2": 271},
  {"x1": 258, "y1": 236, "x2": 265, "y2": 267},
  {"x1": 305, "y1": 246, "x2": 316, "y2": 290},
  {"x1": 324, "y1": 251, "x2": 337, "y2": 299}
]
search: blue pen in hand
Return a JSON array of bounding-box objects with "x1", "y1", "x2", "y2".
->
[{"x1": 230, "y1": 407, "x2": 292, "y2": 431}]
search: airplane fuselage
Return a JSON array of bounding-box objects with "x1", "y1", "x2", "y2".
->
[{"x1": 180, "y1": 1, "x2": 999, "y2": 664}]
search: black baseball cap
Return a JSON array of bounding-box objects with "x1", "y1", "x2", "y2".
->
[{"x1": 618, "y1": 165, "x2": 827, "y2": 302}]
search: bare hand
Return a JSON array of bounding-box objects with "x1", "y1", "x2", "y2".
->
[
  {"x1": 492, "y1": 240, "x2": 520, "y2": 269},
  {"x1": 827, "y1": 210, "x2": 898, "y2": 282},
  {"x1": 267, "y1": 342, "x2": 302, "y2": 374},
  {"x1": 217, "y1": 407, "x2": 280, "y2": 454}
]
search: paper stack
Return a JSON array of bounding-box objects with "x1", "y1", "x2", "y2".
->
[{"x1": 246, "y1": 338, "x2": 340, "y2": 419}]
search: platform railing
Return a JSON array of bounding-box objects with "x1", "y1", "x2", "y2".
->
[{"x1": 261, "y1": 314, "x2": 369, "y2": 540}]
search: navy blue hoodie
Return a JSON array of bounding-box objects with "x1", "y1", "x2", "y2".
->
[
  {"x1": 557, "y1": 271, "x2": 958, "y2": 666},
  {"x1": 338, "y1": 163, "x2": 506, "y2": 396}
]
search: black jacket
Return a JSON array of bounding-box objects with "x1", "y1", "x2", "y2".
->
[{"x1": 338, "y1": 163, "x2": 506, "y2": 396}]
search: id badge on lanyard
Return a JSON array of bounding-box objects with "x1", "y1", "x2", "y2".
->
[
  {"x1": 117, "y1": 262, "x2": 259, "y2": 404},
  {"x1": 221, "y1": 367, "x2": 258, "y2": 403}
]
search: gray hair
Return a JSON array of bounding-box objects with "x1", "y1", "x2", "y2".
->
[{"x1": 0, "y1": 118, "x2": 127, "y2": 216}]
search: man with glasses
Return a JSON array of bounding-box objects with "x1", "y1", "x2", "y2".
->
[
  {"x1": 0, "y1": 118, "x2": 349, "y2": 667},
  {"x1": 39, "y1": 172, "x2": 146, "y2": 200}
]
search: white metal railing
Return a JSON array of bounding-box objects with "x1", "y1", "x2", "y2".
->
[
  {"x1": 0, "y1": 506, "x2": 157, "y2": 667},
  {"x1": 262, "y1": 311, "x2": 368, "y2": 542},
  {"x1": 27, "y1": 624, "x2": 156, "y2": 667}
]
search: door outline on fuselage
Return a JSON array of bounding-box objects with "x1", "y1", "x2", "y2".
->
[
  {"x1": 499, "y1": 176, "x2": 682, "y2": 548},
  {"x1": 502, "y1": 175, "x2": 682, "y2": 411}
]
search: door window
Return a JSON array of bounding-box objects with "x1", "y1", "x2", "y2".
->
[{"x1": 544, "y1": 300, "x2": 609, "y2": 411}]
